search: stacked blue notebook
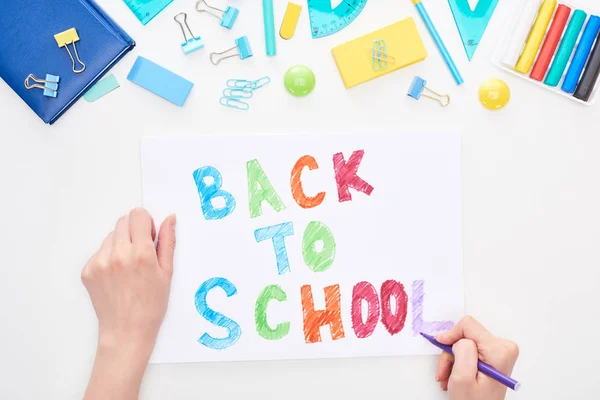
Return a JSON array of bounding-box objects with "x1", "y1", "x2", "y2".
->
[{"x1": 0, "y1": 0, "x2": 135, "y2": 124}]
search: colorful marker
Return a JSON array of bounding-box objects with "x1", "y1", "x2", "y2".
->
[
  {"x1": 262, "y1": 0, "x2": 276, "y2": 56},
  {"x1": 420, "y1": 333, "x2": 521, "y2": 391},
  {"x1": 562, "y1": 16, "x2": 600, "y2": 94},
  {"x1": 514, "y1": 0, "x2": 557, "y2": 74},
  {"x1": 544, "y1": 9, "x2": 587, "y2": 87},
  {"x1": 530, "y1": 5, "x2": 571, "y2": 81},
  {"x1": 412, "y1": 0, "x2": 463, "y2": 85},
  {"x1": 574, "y1": 30, "x2": 600, "y2": 102}
]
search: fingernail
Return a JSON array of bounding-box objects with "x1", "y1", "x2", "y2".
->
[{"x1": 170, "y1": 214, "x2": 177, "y2": 227}]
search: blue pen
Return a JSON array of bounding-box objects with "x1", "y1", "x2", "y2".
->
[
  {"x1": 412, "y1": 0, "x2": 464, "y2": 85},
  {"x1": 562, "y1": 15, "x2": 600, "y2": 93}
]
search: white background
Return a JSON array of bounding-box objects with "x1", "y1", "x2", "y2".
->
[{"x1": 0, "y1": 0, "x2": 599, "y2": 399}]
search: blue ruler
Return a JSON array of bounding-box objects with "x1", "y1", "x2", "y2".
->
[
  {"x1": 447, "y1": 0, "x2": 499, "y2": 61},
  {"x1": 123, "y1": 0, "x2": 174, "y2": 25},
  {"x1": 307, "y1": 0, "x2": 368, "y2": 38}
]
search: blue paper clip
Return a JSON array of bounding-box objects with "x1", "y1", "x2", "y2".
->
[
  {"x1": 24, "y1": 73, "x2": 60, "y2": 97},
  {"x1": 371, "y1": 39, "x2": 396, "y2": 71},
  {"x1": 407, "y1": 76, "x2": 450, "y2": 107},
  {"x1": 223, "y1": 88, "x2": 253, "y2": 98},
  {"x1": 210, "y1": 36, "x2": 253, "y2": 65},
  {"x1": 174, "y1": 13, "x2": 204, "y2": 55},
  {"x1": 226, "y1": 77, "x2": 271, "y2": 90},
  {"x1": 196, "y1": 0, "x2": 239, "y2": 29},
  {"x1": 220, "y1": 97, "x2": 250, "y2": 110}
]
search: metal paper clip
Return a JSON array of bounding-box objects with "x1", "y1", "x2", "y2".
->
[
  {"x1": 24, "y1": 74, "x2": 60, "y2": 97},
  {"x1": 196, "y1": 0, "x2": 239, "y2": 29},
  {"x1": 371, "y1": 39, "x2": 396, "y2": 71},
  {"x1": 174, "y1": 13, "x2": 204, "y2": 54},
  {"x1": 210, "y1": 36, "x2": 253, "y2": 65},
  {"x1": 54, "y1": 28, "x2": 86, "y2": 73},
  {"x1": 407, "y1": 76, "x2": 450, "y2": 107},
  {"x1": 220, "y1": 97, "x2": 249, "y2": 110}
]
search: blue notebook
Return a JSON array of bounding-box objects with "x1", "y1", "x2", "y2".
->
[{"x1": 0, "y1": 0, "x2": 135, "y2": 124}]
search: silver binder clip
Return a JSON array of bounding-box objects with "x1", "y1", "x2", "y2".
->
[
  {"x1": 196, "y1": 0, "x2": 239, "y2": 29},
  {"x1": 174, "y1": 12, "x2": 204, "y2": 55},
  {"x1": 24, "y1": 74, "x2": 60, "y2": 97},
  {"x1": 210, "y1": 36, "x2": 253, "y2": 65},
  {"x1": 54, "y1": 28, "x2": 86, "y2": 73}
]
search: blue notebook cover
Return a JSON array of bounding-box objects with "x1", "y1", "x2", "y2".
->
[{"x1": 0, "y1": 0, "x2": 135, "y2": 124}]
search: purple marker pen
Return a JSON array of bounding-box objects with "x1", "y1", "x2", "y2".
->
[{"x1": 420, "y1": 333, "x2": 521, "y2": 391}]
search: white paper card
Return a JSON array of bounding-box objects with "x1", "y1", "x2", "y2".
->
[{"x1": 142, "y1": 133, "x2": 463, "y2": 364}]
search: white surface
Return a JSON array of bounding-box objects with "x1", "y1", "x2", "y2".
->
[
  {"x1": 0, "y1": 0, "x2": 599, "y2": 399},
  {"x1": 142, "y1": 134, "x2": 463, "y2": 363}
]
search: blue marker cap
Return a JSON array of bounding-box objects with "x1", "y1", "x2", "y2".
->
[
  {"x1": 408, "y1": 76, "x2": 427, "y2": 99},
  {"x1": 562, "y1": 16, "x2": 600, "y2": 94},
  {"x1": 221, "y1": 6, "x2": 239, "y2": 29},
  {"x1": 236, "y1": 36, "x2": 253, "y2": 60},
  {"x1": 44, "y1": 74, "x2": 60, "y2": 97}
]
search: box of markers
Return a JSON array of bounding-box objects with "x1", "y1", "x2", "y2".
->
[{"x1": 494, "y1": 0, "x2": 600, "y2": 106}]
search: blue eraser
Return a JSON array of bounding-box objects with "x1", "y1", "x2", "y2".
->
[
  {"x1": 182, "y1": 37, "x2": 204, "y2": 54},
  {"x1": 221, "y1": 6, "x2": 239, "y2": 29},
  {"x1": 44, "y1": 74, "x2": 59, "y2": 98},
  {"x1": 408, "y1": 76, "x2": 426, "y2": 100},
  {"x1": 236, "y1": 36, "x2": 253, "y2": 60},
  {"x1": 127, "y1": 56, "x2": 194, "y2": 107}
]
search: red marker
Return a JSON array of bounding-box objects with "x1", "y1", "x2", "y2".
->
[{"x1": 530, "y1": 5, "x2": 572, "y2": 81}]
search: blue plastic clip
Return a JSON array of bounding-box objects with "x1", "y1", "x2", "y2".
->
[
  {"x1": 407, "y1": 76, "x2": 450, "y2": 107},
  {"x1": 210, "y1": 36, "x2": 253, "y2": 65},
  {"x1": 24, "y1": 73, "x2": 60, "y2": 97},
  {"x1": 220, "y1": 97, "x2": 249, "y2": 110},
  {"x1": 174, "y1": 13, "x2": 204, "y2": 55},
  {"x1": 196, "y1": 1, "x2": 239, "y2": 29}
]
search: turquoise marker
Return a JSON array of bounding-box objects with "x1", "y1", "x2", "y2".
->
[
  {"x1": 262, "y1": 0, "x2": 276, "y2": 56},
  {"x1": 412, "y1": 0, "x2": 463, "y2": 85},
  {"x1": 545, "y1": 10, "x2": 587, "y2": 87}
]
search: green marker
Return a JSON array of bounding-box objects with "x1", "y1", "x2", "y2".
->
[{"x1": 545, "y1": 9, "x2": 587, "y2": 87}]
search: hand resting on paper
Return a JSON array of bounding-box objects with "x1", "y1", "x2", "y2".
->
[
  {"x1": 81, "y1": 208, "x2": 176, "y2": 400},
  {"x1": 435, "y1": 316, "x2": 520, "y2": 400}
]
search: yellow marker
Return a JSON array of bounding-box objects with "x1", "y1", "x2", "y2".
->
[
  {"x1": 54, "y1": 28, "x2": 86, "y2": 73},
  {"x1": 331, "y1": 18, "x2": 427, "y2": 89},
  {"x1": 514, "y1": 0, "x2": 557, "y2": 74},
  {"x1": 479, "y1": 78, "x2": 510, "y2": 110},
  {"x1": 280, "y1": 2, "x2": 302, "y2": 40}
]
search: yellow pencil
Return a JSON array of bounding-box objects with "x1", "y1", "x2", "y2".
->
[{"x1": 514, "y1": 0, "x2": 557, "y2": 73}]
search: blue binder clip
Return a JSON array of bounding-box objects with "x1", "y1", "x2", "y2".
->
[
  {"x1": 174, "y1": 12, "x2": 204, "y2": 55},
  {"x1": 407, "y1": 76, "x2": 450, "y2": 107},
  {"x1": 24, "y1": 74, "x2": 60, "y2": 98},
  {"x1": 210, "y1": 36, "x2": 253, "y2": 65},
  {"x1": 196, "y1": 0, "x2": 239, "y2": 29}
]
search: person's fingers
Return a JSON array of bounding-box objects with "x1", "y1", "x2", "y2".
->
[
  {"x1": 436, "y1": 351, "x2": 454, "y2": 382},
  {"x1": 129, "y1": 208, "x2": 154, "y2": 245},
  {"x1": 436, "y1": 315, "x2": 493, "y2": 345},
  {"x1": 113, "y1": 215, "x2": 131, "y2": 245},
  {"x1": 448, "y1": 339, "x2": 479, "y2": 391},
  {"x1": 440, "y1": 379, "x2": 448, "y2": 391},
  {"x1": 156, "y1": 215, "x2": 176, "y2": 278}
]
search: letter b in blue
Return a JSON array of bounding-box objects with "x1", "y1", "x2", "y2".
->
[{"x1": 193, "y1": 166, "x2": 236, "y2": 220}]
